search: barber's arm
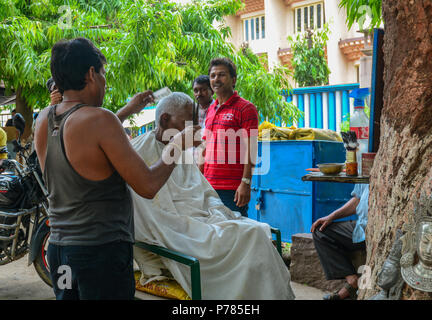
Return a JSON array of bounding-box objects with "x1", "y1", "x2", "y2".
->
[
  {"x1": 116, "y1": 91, "x2": 154, "y2": 123},
  {"x1": 98, "y1": 110, "x2": 201, "y2": 199},
  {"x1": 310, "y1": 196, "x2": 360, "y2": 233}
]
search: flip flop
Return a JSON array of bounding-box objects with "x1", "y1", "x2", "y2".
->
[{"x1": 323, "y1": 282, "x2": 358, "y2": 300}]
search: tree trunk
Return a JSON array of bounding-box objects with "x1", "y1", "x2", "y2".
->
[
  {"x1": 15, "y1": 87, "x2": 33, "y2": 141},
  {"x1": 358, "y1": 0, "x2": 432, "y2": 300}
]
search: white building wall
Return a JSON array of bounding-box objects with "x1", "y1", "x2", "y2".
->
[
  {"x1": 323, "y1": 0, "x2": 362, "y2": 85},
  {"x1": 224, "y1": 15, "x2": 243, "y2": 49},
  {"x1": 224, "y1": 0, "x2": 366, "y2": 87},
  {"x1": 264, "y1": 0, "x2": 288, "y2": 69}
]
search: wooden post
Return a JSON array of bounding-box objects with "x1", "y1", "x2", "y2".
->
[{"x1": 368, "y1": 28, "x2": 385, "y2": 153}]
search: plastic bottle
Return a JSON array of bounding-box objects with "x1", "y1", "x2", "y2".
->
[{"x1": 349, "y1": 88, "x2": 370, "y2": 175}]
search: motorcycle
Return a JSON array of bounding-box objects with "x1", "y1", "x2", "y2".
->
[{"x1": 0, "y1": 139, "x2": 52, "y2": 287}]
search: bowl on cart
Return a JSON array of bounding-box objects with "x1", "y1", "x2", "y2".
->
[{"x1": 317, "y1": 163, "x2": 345, "y2": 175}]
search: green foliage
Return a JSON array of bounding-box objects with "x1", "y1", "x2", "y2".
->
[
  {"x1": 339, "y1": 0, "x2": 382, "y2": 31},
  {"x1": 235, "y1": 47, "x2": 302, "y2": 124},
  {"x1": 287, "y1": 23, "x2": 331, "y2": 88},
  {"x1": 340, "y1": 113, "x2": 351, "y2": 132},
  {"x1": 0, "y1": 0, "x2": 300, "y2": 125}
]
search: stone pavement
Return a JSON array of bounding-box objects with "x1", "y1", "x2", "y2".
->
[
  {"x1": 291, "y1": 281, "x2": 328, "y2": 300},
  {"x1": 0, "y1": 254, "x2": 327, "y2": 300},
  {"x1": 134, "y1": 281, "x2": 328, "y2": 300}
]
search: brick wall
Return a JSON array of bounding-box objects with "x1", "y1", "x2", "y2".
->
[{"x1": 237, "y1": 0, "x2": 264, "y2": 16}]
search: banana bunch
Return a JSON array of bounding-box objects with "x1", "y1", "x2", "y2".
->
[{"x1": 258, "y1": 121, "x2": 342, "y2": 142}]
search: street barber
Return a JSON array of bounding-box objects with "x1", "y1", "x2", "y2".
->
[{"x1": 34, "y1": 37, "x2": 200, "y2": 300}]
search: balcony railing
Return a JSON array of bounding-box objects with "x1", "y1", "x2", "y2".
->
[{"x1": 281, "y1": 83, "x2": 360, "y2": 132}]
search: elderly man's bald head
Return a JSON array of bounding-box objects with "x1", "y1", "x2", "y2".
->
[{"x1": 155, "y1": 92, "x2": 194, "y2": 129}]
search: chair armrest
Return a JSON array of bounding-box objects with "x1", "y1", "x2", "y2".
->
[
  {"x1": 270, "y1": 227, "x2": 282, "y2": 257},
  {"x1": 134, "y1": 242, "x2": 201, "y2": 300}
]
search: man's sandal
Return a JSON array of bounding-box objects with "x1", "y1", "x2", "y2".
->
[{"x1": 322, "y1": 282, "x2": 358, "y2": 300}]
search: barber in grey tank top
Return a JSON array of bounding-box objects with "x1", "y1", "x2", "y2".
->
[{"x1": 34, "y1": 38, "x2": 201, "y2": 300}]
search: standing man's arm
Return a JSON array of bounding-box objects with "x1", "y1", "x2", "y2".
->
[
  {"x1": 234, "y1": 136, "x2": 254, "y2": 207},
  {"x1": 234, "y1": 104, "x2": 258, "y2": 207},
  {"x1": 50, "y1": 89, "x2": 63, "y2": 105}
]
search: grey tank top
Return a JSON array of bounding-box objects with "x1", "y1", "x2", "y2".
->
[{"x1": 44, "y1": 104, "x2": 134, "y2": 246}]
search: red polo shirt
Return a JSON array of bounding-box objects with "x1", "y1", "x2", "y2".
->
[{"x1": 203, "y1": 91, "x2": 258, "y2": 190}]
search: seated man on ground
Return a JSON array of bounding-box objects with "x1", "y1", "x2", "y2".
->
[
  {"x1": 311, "y1": 183, "x2": 369, "y2": 300},
  {"x1": 130, "y1": 92, "x2": 295, "y2": 300}
]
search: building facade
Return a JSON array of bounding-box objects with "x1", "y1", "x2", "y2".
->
[{"x1": 224, "y1": 0, "x2": 372, "y2": 87}]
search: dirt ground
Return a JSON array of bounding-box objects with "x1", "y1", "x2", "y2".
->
[
  {"x1": 0, "y1": 254, "x2": 326, "y2": 300},
  {"x1": 0, "y1": 254, "x2": 55, "y2": 300}
]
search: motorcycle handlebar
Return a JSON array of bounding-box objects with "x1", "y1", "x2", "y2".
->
[
  {"x1": 0, "y1": 159, "x2": 24, "y2": 176},
  {"x1": 0, "y1": 159, "x2": 14, "y2": 170},
  {"x1": 12, "y1": 140, "x2": 30, "y2": 153}
]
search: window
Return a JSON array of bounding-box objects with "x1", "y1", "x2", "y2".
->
[
  {"x1": 245, "y1": 20, "x2": 249, "y2": 41},
  {"x1": 243, "y1": 15, "x2": 265, "y2": 42},
  {"x1": 294, "y1": 2, "x2": 324, "y2": 33},
  {"x1": 297, "y1": 9, "x2": 301, "y2": 32},
  {"x1": 310, "y1": 6, "x2": 314, "y2": 28},
  {"x1": 304, "y1": 7, "x2": 308, "y2": 30},
  {"x1": 317, "y1": 4, "x2": 322, "y2": 29}
]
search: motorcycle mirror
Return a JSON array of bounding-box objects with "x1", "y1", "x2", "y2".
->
[
  {"x1": 12, "y1": 113, "x2": 26, "y2": 138},
  {"x1": 12, "y1": 140, "x2": 21, "y2": 153}
]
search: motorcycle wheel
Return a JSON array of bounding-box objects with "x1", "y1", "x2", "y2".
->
[{"x1": 33, "y1": 230, "x2": 52, "y2": 287}]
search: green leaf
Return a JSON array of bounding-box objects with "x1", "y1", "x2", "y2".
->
[{"x1": 0, "y1": 0, "x2": 299, "y2": 124}]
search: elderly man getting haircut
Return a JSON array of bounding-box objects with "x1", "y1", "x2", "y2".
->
[{"x1": 130, "y1": 92, "x2": 295, "y2": 300}]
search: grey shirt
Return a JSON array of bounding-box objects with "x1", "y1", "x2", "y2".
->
[{"x1": 43, "y1": 104, "x2": 134, "y2": 246}]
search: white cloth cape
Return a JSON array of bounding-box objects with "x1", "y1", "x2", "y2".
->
[{"x1": 130, "y1": 131, "x2": 295, "y2": 300}]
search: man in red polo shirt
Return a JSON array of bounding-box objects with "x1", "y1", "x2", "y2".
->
[{"x1": 203, "y1": 57, "x2": 259, "y2": 217}]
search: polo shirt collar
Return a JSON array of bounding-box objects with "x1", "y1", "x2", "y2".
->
[{"x1": 214, "y1": 91, "x2": 239, "y2": 108}]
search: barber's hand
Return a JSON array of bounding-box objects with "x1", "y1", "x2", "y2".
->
[
  {"x1": 125, "y1": 91, "x2": 155, "y2": 115},
  {"x1": 234, "y1": 182, "x2": 251, "y2": 207},
  {"x1": 177, "y1": 125, "x2": 202, "y2": 150},
  {"x1": 50, "y1": 89, "x2": 63, "y2": 105},
  {"x1": 161, "y1": 125, "x2": 201, "y2": 165},
  {"x1": 310, "y1": 215, "x2": 334, "y2": 233}
]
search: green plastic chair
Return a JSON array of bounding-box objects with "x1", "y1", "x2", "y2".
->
[{"x1": 134, "y1": 227, "x2": 282, "y2": 300}]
